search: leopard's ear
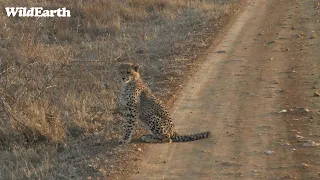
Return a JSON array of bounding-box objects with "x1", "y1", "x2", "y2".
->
[{"x1": 133, "y1": 63, "x2": 140, "y2": 72}]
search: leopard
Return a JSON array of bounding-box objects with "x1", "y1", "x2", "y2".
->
[{"x1": 118, "y1": 62, "x2": 211, "y2": 144}]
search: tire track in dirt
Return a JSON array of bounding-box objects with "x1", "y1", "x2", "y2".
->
[{"x1": 131, "y1": 0, "x2": 320, "y2": 179}]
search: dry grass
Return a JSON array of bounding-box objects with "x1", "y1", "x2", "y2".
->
[{"x1": 0, "y1": 0, "x2": 241, "y2": 179}]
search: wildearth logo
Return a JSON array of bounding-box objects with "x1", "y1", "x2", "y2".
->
[{"x1": 5, "y1": 7, "x2": 71, "y2": 17}]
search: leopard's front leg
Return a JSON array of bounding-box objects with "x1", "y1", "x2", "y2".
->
[{"x1": 119, "y1": 106, "x2": 137, "y2": 144}]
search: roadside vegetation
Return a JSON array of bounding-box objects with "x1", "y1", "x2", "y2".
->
[{"x1": 0, "y1": 0, "x2": 240, "y2": 178}]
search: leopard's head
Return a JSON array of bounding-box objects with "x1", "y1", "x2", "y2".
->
[{"x1": 118, "y1": 62, "x2": 140, "y2": 83}]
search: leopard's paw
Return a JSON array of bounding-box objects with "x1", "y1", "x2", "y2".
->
[{"x1": 140, "y1": 135, "x2": 153, "y2": 143}]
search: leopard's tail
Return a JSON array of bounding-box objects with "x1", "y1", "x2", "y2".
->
[{"x1": 172, "y1": 131, "x2": 211, "y2": 142}]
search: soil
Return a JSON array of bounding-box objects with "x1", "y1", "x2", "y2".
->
[{"x1": 131, "y1": 0, "x2": 320, "y2": 179}]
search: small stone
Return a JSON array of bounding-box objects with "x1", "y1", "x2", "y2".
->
[
  {"x1": 137, "y1": 148, "x2": 142, "y2": 151},
  {"x1": 286, "y1": 48, "x2": 290, "y2": 51},
  {"x1": 279, "y1": 89, "x2": 287, "y2": 93},
  {"x1": 264, "y1": 150, "x2": 275, "y2": 155},
  {"x1": 278, "y1": 109, "x2": 287, "y2": 113},
  {"x1": 297, "y1": 163, "x2": 308, "y2": 168},
  {"x1": 310, "y1": 35, "x2": 317, "y2": 39},
  {"x1": 297, "y1": 107, "x2": 310, "y2": 113},
  {"x1": 268, "y1": 40, "x2": 276, "y2": 44},
  {"x1": 314, "y1": 92, "x2": 320, "y2": 97},
  {"x1": 310, "y1": 116, "x2": 314, "y2": 119},
  {"x1": 302, "y1": 140, "x2": 320, "y2": 147},
  {"x1": 295, "y1": 134, "x2": 304, "y2": 141},
  {"x1": 304, "y1": 108, "x2": 310, "y2": 113}
]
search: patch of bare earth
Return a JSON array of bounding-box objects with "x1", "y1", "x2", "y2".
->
[
  {"x1": 279, "y1": 0, "x2": 320, "y2": 179},
  {"x1": 0, "y1": 0, "x2": 242, "y2": 179}
]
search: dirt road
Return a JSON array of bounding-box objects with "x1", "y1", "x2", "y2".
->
[{"x1": 132, "y1": 0, "x2": 320, "y2": 179}]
